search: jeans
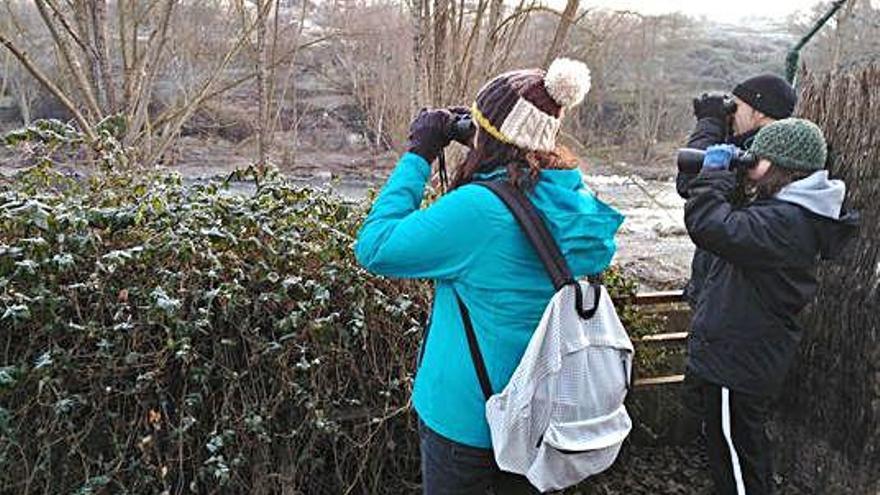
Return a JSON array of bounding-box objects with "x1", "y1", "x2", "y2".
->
[{"x1": 418, "y1": 420, "x2": 538, "y2": 495}]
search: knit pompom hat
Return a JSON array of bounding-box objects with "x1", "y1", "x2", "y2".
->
[
  {"x1": 750, "y1": 118, "x2": 828, "y2": 171},
  {"x1": 471, "y1": 58, "x2": 591, "y2": 152}
]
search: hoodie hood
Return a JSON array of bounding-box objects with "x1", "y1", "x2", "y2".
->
[
  {"x1": 775, "y1": 170, "x2": 846, "y2": 220},
  {"x1": 775, "y1": 170, "x2": 860, "y2": 260}
]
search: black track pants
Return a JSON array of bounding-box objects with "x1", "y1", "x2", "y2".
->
[{"x1": 685, "y1": 374, "x2": 774, "y2": 495}]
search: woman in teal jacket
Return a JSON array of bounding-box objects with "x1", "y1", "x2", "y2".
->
[{"x1": 356, "y1": 59, "x2": 623, "y2": 494}]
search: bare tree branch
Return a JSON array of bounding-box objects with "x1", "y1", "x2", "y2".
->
[
  {"x1": 149, "y1": 34, "x2": 339, "y2": 133},
  {"x1": 126, "y1": 0, "x2": 176, "y2": 151},
  {"x1": 0, "y1": 31, "x2": 97, "y2": 141},
  {"x1": 543, "y1": 0, "x2": 581, "y2": 67},
  {"x1": 145, "y1": 0, "x2": 275, "y2": 166},
  {"x1": 43, "y1": 0, "x2": 93, "y2": 56},
  {"x1": 490, "y1": 5, "x2": 564, "y2": 40},
  {"x1": 34, "y1": 0, "x2": 103, "y2": 120}
]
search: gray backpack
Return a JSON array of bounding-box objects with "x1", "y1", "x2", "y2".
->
[{"x1": 456, "y1": 181, "x2": 633, "y2": 492}]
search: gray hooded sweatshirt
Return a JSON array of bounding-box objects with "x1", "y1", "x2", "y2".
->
[{"x1": 776, "y1": 170, "x2": 847, "y2": 220}]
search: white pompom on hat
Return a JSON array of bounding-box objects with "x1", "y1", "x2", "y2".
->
[
  {"x1": 544, "y1": 57, "x2": 592, "y2": 108},
  {"x1": 471, "y1": 57, "x2": 592, "y2": 152}
]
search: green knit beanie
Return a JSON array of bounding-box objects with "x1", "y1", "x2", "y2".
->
[{"x1": 750, "y1": 118, "x2": 828, "y2": 171}]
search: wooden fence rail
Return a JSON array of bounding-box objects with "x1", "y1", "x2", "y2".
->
[{"x1": 626, "y1": 290, "x2": 689, "y2": 388}]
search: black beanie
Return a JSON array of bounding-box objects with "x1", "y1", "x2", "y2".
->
[{"x1": 732, "y1": 74, "x2": 797, "y2": 119}]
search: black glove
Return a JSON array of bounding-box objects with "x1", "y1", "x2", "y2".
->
[
  {"x1": 692, "y1": 92, "x2": 733, "y2": 120},
  {"x1": 406, "y1": 108, "x2": 455, "y2": 164}
]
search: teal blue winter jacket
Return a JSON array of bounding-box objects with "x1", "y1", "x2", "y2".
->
[{"x1": 355, "y1": 152, "x2": 623, "y2": 448}]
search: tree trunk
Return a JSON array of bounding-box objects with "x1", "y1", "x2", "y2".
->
[
  {"x1": 543, "y1": 0, "x2": 579, "y2": 67},
  {"x1": 15, "y1": 86, "x2": 31, "y2": 125},
  {"x1": 90, "y1": 0, "x2": 117, "y2": 113},
  {"x1": 451, "y1": 0, "x2": 486, "y2": 102},
  {"x1": 1, "y1": 48, "x2": 9, "y2": 96},
  {"x1": 255, "y1": 0, "x2": 270, "y2": 171},
  {"x1": 410, "y1": 0, "x2": 426, "y2": 112},
  {"x1": 431, "y1": 0, "x2": 449, "y2": 106},
  {"x1": 480, "y1": 0, "x2": 503, "y2": 83},
  {"x1": 775, "y1": 65, "x2": 880, "y2": 494}
]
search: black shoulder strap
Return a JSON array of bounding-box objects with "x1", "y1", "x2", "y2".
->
[
  {"x1": 454, "y1": 291, "x2": 494, "y2": 401},
  {"x1": 475, "y1": 181, "x2": 575, "y2": 291},
  {"x1": 452, "y1": 180, "x2": 601, "y2": 402},
  {"x1": 475, "y1": 180, "x2": 602, "y2": 320}
]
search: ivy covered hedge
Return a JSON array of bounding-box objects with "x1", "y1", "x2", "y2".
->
[
  {"x1": 0, "y1": 164, "x2": 434, "y2": 494},
  {"x1": 0, "y1": 159, "x2": 664, "y2": 493}
]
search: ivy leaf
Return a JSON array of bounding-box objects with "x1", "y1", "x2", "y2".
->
[
  {"x1": 0, "y1": 366, "x2": 18, "y2": 388},
  {"x1": 73, "y1": 475, "x2": 111, "y2": 495},
  {"x1": 2, "y1": 304, "x2": 31, "y2": 322},
  {"x1": 34, "y1": 350, "x2": 52, "y2": 369},
  {"x1": 151, "y1": 286, "x2": 181, "y2": 316}
]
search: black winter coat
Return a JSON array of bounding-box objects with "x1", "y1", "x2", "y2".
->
[
  {"x1": 677, "y1": 117, "x2": 758, "y2": 306},
  {"x1": 684, "y1": 171, "x2": 859, "y2": 397}
]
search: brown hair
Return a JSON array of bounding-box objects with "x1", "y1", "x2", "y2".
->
[
  {"x1": 746, "y1": 164, "x2": 812, "y2": 200},
  {"x1": 449, "y1": 129, "x2": 578, "y2": 191}
]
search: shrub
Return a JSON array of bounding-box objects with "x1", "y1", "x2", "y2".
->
[
  {"x1": 0, "y1": 160, "x2": 667, "y2": 493},
  {"x1": 0, "y1": 164, "x2": 429, "y2": 493}
]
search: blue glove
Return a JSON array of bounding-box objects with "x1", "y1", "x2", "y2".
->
[{"x1": 702, "y1": 144, "x2": 737, "y2": 171}]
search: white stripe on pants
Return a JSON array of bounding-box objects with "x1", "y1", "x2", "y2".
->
[{"x1": 721, "y1": 387, "x2": 746, "y2": 495}]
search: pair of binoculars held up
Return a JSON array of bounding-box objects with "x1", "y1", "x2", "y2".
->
[
  {"x1": 448, "y1": 112, "x2": 475, "y2": 144},
  {"x1": 675, "y1": 147, "x2": 757, "y2": 174}
]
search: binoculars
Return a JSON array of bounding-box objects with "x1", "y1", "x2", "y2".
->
[
  {"x1": 449, "y1": 112, "x2": 476, "y2": 145},
  {"x1": 676, "y1": 147, "x2": 757, "y2": 174},
  {"x1": 718, "y1": 95, "x2": 738, "y2": 115},
  {"x1": 694, "y1": 92, "x2": 738, "y2": 117}
]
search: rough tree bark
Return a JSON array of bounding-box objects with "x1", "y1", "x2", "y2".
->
[
  {"x1": 90, "y1": 0, "x2": 117, "y2": 113},
  {"x1": 410, "y1": 0, "x2": 427, "y2": 113},
  {"x1": 255, "y1": 0, "x2": 271, "y2": 171},
  {"x1": 431, "y1": 0, "x2": 449, "y2": 106},
  {"x1": 775, "y1": 65, "x2": 880, "y2": 494}
]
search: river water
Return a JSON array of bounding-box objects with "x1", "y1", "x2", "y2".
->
[
  {"x1": 1, "y1": 163, "x2": 694, "y2": 289},
  {"x1": 271, "y1": 172, "x2": 695, "y2": 290}
]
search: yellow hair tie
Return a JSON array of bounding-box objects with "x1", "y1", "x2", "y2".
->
[{"x1": 471, "y1": 103, "x2": 512, "y2": 145}]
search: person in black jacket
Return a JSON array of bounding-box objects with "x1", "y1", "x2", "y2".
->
[
  {"x1": 678, "y1": 74, "x2": 798, "y2": 307},
  {"x1": 677, "y1": 74, "x2": 798, "y2": 196},
  {"x1": 683, "y1": 118, "x2": 860, "y2": 495}
]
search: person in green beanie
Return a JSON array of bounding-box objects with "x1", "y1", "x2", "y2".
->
[
  {"x1": 678, "y1": 73, "x2": 798, "y2": 308},
  {"x1": 682, "y1": 118, "x2": 860, "y2": 495}
]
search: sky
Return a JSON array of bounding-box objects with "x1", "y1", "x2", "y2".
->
[{"x1": 569, "y1": 0, "x2": 831, "y2": 24}]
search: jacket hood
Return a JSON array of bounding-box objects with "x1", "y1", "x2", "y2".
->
[
  {"x1": 531, "y1": 170, "x2": 625, "y2": 274},
  {"x1": 775, "y1": 170, "x2": 845, "y2": 220},
  {"x1": 474, "y1": 168, "x2": 624, "y2": 271},
  {"x1": 775, "y1": 170, "x2": 860, "y2": 260}
]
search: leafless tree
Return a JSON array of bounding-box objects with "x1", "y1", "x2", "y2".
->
[
  {"x1": 0, "y1": 0, "x2": 322, "y2": 167},
  {"x1": 792, "y1": 0, "x2": 880, "y2": 73},
  {"x1": 542, "y1": 0, "x2": 579, "y2": 67}
]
